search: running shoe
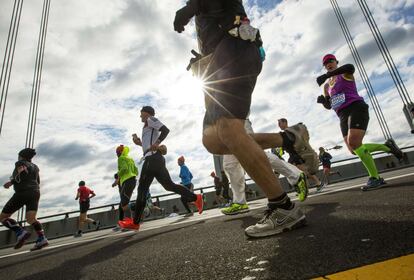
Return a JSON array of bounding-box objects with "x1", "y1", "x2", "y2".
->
[
  {"x1": 30, "y1": 236, "x2": 49, "y2": 251},
  {"x1": 14, "y1": 230, "x2": 31, "y2": 250},
  {"x1": 285, "y1": 123, "x2": 319, "y2": 174},
  {"x1": 245, "y1": 203, "x2": 306, "y2": 238},
  {"x1": 316, "y1": 183, "x2": 326, "y2": 193},
  {"x1": 193, "y1": 194, "x2": 204, "y2": 214},
  {"x1": 385, "y1": 139, "x2": 404, "y2": 161},
  {"x1": 221, "y1": 203, "x2": 249, "y2": 215},
  {"x1": 73, "y1": 232, "x2": 82, "y2": 238},
  {"x1": 361, "y1": 177, "x2": 386, "y2": 191},
  {"x1": 112, "y1": 225, "x2": 121, "y2": 232},
  {"x1": 294, "y1": 173, "x2": 309, "y2": 202},
  {"x1": 118, "y1": 220, "x2": 140, "y2": 231}
]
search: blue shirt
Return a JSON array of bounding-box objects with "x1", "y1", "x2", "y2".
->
[{"x1": 179, "y1": 164, "x2": 193, "y2": 185}]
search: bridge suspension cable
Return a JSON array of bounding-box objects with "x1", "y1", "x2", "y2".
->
[
  {"x1": 330, "y1": 0, "x2": 392, "y2": 140},
  {"x1": 0, "y1": 0, "x2": 23, "y2": 137}
]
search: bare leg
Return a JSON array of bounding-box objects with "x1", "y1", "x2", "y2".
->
[{"x1": 203, "y1": 118, "x2": 284, "y2": 199}]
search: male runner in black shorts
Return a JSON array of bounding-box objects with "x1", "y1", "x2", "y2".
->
[
  {"x1": 174, "y1": 0, "x2": 308, "y2": 237},
  {"x1": 1, "y1": 148, "x2": 48, "y2": 250}
]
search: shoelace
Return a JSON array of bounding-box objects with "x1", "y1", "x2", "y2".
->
[{"x1": 258, "y1": 208, "x2": 274, "y2": 224}]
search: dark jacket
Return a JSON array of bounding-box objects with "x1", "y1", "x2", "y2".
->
[
  {"x1": 11, "y1": 160, "x2": 40, "y2": 192},
  {"x1": 181, "y1": 0, "x2": 247, "y2": 55}
]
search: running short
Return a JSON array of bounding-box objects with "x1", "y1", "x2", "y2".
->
[
  {"x1": 288, "y1": 153, "x2": 306, "y2": 165},
  {"x1": 323, "y1": 164, "x2": 331, "y2": 170},
  {"x1": 79, "y1": 200, "x2": 90, "y2": 214},
  {"x1": 203, "y1": 36, "x2": 262, "y2": 126},
  {"x1": 338, "y1": 100, "x2": 369, "y2": 137},
  {"x1": 2, "y1": 190, "x2": 40, "y2": 214},
  {"x1": 120, "y1": 177, "x2": 137, "y2": 206}
]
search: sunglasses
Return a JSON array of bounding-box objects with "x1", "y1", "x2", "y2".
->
[{"x1": 323, "y1": 59, "x2": 336, "y2": 66}]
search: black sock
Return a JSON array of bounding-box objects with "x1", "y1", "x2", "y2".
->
[
  {"x1": 268, "y1": 193, "x2": 293, "y2": 210},
  {"x1": 31, "y1": 221, "x2": 45, "y2": 237},
  {"x1": 2, "y1": 218, "x2": 22, "y2": 234}
]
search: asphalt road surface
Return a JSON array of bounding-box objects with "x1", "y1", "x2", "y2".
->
[{"x1": 0, "y1": 167, "x2": 413, "y2": 280}]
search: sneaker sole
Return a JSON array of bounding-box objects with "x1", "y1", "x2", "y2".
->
[
  {"x1": 361, "y1": 184, "x2": 386, "y2": 191},
  {"x1": 245, "y1": 216, "x2": 307, "y2": 238},
  {"x1": 30, "y1": 241, "x2": 49, "y2": 251},
  {"x1": 221, "y1": 209, "x2": 250, "y2": 215},
  {"x1": 14, "y1": 232, "x2": 31, "y2": 249}
]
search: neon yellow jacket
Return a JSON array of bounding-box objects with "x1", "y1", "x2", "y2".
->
[{"x1": 117, "y1": 146, "x2": 138, "y2": 185}]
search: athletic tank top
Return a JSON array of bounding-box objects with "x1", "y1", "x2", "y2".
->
[{"x1": 327, "y1": 74, "x2": 364, "y2": 114}]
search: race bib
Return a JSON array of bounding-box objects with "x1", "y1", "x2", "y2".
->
[{"x1": 330, "y1": 92, "x2": 346, "y2": 110}]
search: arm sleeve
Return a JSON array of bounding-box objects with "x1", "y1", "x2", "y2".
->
[
  {"x1": 157, "y1": 125, "x2": 170, "y2": 143},
  {"x1": 327, "y1": 64, "x2": 355, "y2": 78}
]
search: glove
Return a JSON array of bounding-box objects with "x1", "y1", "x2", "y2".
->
[
  {"x1": 316, "y1": 74, "x2": 329, "y2": 86},
  {"x1": 317, "y1": 95, "x2": 332, "y2": 109},
  {"x1": 317, "y1": 95, "x2": 326, "y2": 104},
  {"x1": 186, "y1": 50, "x2": 202, "y2": 71},
  {"x1": 174, "y1": 7, "x2": 191, "y2": 33}
]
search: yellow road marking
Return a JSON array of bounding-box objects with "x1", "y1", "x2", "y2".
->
[{"x1": 313, "y1": 254, "x2": 414, "y2": 280}]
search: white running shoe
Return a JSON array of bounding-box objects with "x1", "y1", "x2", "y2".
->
[{"x1": 245, "y1": 204, "x2": 306, "y2": 238}]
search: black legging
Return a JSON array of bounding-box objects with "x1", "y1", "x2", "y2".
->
[
  {"x1": 181, "y1": 183, "x2": 194, "y2": 213},
  {"x1": 133, "y1": 152, "x2": 197, "y2": 224}
]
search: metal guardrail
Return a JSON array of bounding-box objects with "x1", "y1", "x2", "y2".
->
[{"x1": 1, "y1": 145, "x2": 413, "y2": 227}]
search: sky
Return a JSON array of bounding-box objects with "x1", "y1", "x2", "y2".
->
[{"x1": 0, "y1": 0, "x2": 413, "y2": 217}]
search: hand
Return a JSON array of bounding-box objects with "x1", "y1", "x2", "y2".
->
[
  {"x1": 174, "y1": 7, "x2": 191, "y2": 33},
  {"x1": 132, "y1": 134, "x2": 142, "y2": 146},
  {"x1": 3, "y1": 181, "x2": 12, "y2": 189},
  {"x1": 150, "y1": 142, "x2": 160, "y2": 151},
  {"x1": 317, "y1": 95, "x2": 326, "y2": 104},
  {"x1": 316, "y1": 74, "x2": 328, "y2": 86},
  {"x1": 186, "y1": 50, "x2": 202, "y2": 71}
]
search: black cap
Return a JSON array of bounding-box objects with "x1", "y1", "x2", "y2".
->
[
  {"x1": 141, "y1": 106, "x2": 155, "y2": 116},
  {"x1": 18, "y1": 148, "x2": 36, "y2": 161}
]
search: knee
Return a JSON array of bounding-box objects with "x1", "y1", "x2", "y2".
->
[{"x1": 27, "y1": 217, "x2": 36, "y2": 224}]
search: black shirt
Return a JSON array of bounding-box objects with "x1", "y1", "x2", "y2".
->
[{"x1": 11, "y1": 160, "x2": 40, "y2": 192}]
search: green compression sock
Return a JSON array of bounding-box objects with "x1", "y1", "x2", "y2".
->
[
  {"x1": 354, "y1": 144, "x2": 379, "y2": 179},
  {"x1": 363, "y1": 143, "x2": 390, "y2": 153}
]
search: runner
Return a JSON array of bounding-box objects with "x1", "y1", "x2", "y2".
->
[
  {"x1": 0, "y1": 148, "x2": 48, "y2": 250},
  {"x1": 316, "y1": 54, "x2": 404, "y2": 190},
  {"x1": 116, "y1": 144, "x2": 138, "y2": 223},
  {"x1": 118, "y1": 106, "x2": 203, "y2": 230},
  {"x1": 111, "y1": 173, "x2": 124, "y2": 231},
  {"x1": 177, "y1": 156, "x2": 195, "y2": 216},
  {"x1": 222, "y1": 119, "x2": 309, "y2": 216},
  {"x1": 74, "y1": 181, "x2": 100, "y2": 237},
  {"x1": 318, "y1": 147, "x2": 341, "y2": 191},
  {"x1": 278, "y1": 118, "x2": 322, "y2": 190},
  {"x1": 211, "y1": 171, "x2": 225, "y2": 206},
  {"x1": 175, "y1": 1, "x2": 308, "y2": 237}
]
